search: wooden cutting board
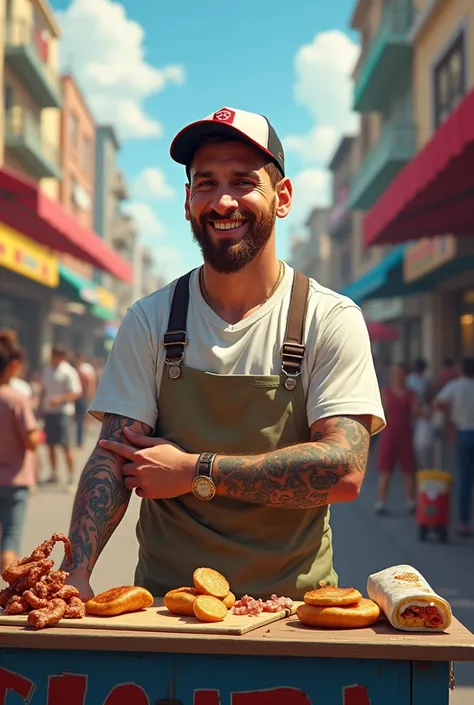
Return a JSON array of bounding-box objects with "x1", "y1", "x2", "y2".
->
[{"x1": 0, "y1": 599, "x2": 302, "y2": 636}]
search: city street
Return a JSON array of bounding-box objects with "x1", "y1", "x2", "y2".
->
[{"x1": 17, "y1": 428, "x2": 474, "y2": 704}]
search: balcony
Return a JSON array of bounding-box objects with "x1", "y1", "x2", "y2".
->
[
  {"x1": 4, "y1": 109, "x2": 62, "y2": 179},
  {"x1": 113, "y1": 170, "x2": 129, "y2": 201},
  {"x1": 5, "y1": 20, "x2": 62, "y2": 108},
  {"x1": 349, "y1": 122, "x2": 415, "y2": 211},
  {"x1": 354, "y1": 3, "x2": 413, "y2": 112},
  {"x1": 111, "y1": 213, "x2": 137, "y2": 257}
]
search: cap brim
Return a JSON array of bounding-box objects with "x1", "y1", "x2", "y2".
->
[{"x1": 170, "y1": 120, "x2": 275, "y2": 170}]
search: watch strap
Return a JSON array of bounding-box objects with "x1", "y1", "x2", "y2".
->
[{"x1": 196, "y1": 452, "x2": 216, "y2": 479}]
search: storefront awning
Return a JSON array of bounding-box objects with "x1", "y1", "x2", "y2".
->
[
  {"x1": 59, "y1": 264, "x2": 117, "y2": 320},
  {"x1": 0, "y1": 167, "x2": 132, "y2": 283},
  {"x1": 341, "y1": 245, "x2": 408, "y2": 303},
  {"x1": 364, "y1": 88, "x2": 474, "y2": 248}
]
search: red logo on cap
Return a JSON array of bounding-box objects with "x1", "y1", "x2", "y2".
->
[{"x1": 213, "y1": 108, "x2": 235, "y2": 124}]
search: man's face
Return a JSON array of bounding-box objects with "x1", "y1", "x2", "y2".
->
[{"x1": 185, "y1": 141, "x2": 291, "y2": 273}]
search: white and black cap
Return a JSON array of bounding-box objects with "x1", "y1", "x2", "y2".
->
[{"x1": 170, "y1": 107, "x2": 285, "y2": 177}]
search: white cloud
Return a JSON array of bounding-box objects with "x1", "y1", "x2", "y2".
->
[
  {"x1": 290, "y1": 169, "x2": 331, "y2": 218},
  {"x1": 152, "y1": 246, "x2": 184, "y2": 283},
  {"x1": 57, "y1": 0, "x2": 185, "y2": 139},
  {"x1": 123, "y1": 203, "x2": 165, "y2": 238},
  {"x1": 285, "y1": 31, "x2": 359, "y2": 168},
  {"x1": 133, "y1": 168, "x2": 175, "y2": 200}
]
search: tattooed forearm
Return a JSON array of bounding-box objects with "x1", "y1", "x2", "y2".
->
[
  {"x1": 62, "y1": 414, "x2": 152, "y2": 573},
  {"x1": 213, "y1": 415, "x2": 371, "y2": 509}
]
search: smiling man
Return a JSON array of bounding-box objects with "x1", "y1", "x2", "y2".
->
[{"x1": 63, "y1": 107, "x2": 386, "y2": 601}]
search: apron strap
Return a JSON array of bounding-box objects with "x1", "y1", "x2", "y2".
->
[
  {"x1": 163, "y1": 269, "x2": 193, "y2": 367},
  {"x1": 281, "y1": 271, "x2": 310, "y2": 383}
]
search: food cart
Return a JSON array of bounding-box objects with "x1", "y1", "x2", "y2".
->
[{"x1": 0, "y1": 600, "x2": 473, "y2": 705}]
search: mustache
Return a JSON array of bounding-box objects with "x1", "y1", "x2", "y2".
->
[{"x1": 201, "y1": 210, "x2": 253, "y2": 223}]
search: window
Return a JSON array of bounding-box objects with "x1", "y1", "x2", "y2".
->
[
  {"x1": 4, "y1": 84, "x2": 14, "y2": 112},
  {"x1": 434, "y1": 32, "x2": 466, "y2": 128},
  {"x1": 70, "y1": 113, "x2": 79, "y2": 150},
  {"x1": 82, "y1": 137, "x2": 91, "y2": 176}
]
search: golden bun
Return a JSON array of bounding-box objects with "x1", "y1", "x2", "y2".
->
[
  {"x1": 297, "y1": 599, "x2": 381, "y2": 629},
  {"x1": 163, "y1": 587, "x2": 199, "y2": 616},
  {"x1": 304, "y1": 586, "x2": 362, "y2": 607},
  {"x1": 193, "y1": 567, "x2": 230, "y2": 600}
]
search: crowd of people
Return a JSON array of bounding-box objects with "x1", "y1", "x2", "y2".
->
[
  {"x1": 373, "y1": 356, "x2": 474, "y2": 538},
  {"x1": 0, "y1": 329, "x2": 101, "y2": 572}
]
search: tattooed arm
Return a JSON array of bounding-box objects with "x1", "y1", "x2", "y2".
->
[
  {"x1": 62, "y1": 413, "x2": 152, "y2": 578},
  {"x1": 212, "y1": 415, "x2": 371, "y2": 509}
]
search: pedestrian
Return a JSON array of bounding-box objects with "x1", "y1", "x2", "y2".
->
[
  {"x1": 375, "y1": 363, "x2": 419, "y2": 515},
  {"x1": 40, "y1": 345, "x2": 82, "y2": 485},
  {"x1": 62, "y1": 106, "x2": 386, "y2": 601},
  {"x1": 73, "y1": 353, "x2": 97, "y2": 449},
  {"x1": 434, "y1": 357, "x2": 474, "y2": 537},
  {"x1": 0, "y1": 329, "x2": 33, "y2": 399},
  {"x1": 0, "y1": 333, "x2": 41, "y2": 572}
]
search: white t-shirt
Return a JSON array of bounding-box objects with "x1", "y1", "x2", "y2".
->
[
  {"x1": 43, "y1": 361, "x2": 83, "y2": 416},
  {"x1": 89, "y1": 265, "x2": 386, "y2": 435},
  {"x1": 10, "y1": 377, "x2": 33, "y2": 398},
  {"x1": 437, "y1": 377, "x2": 474, "y2": 431}
]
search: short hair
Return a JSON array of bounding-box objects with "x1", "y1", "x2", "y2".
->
[
  {"x1": 186, "y1": 134, "x2": 283, "y2": 188},
  {"x1": 462, "y1": 357, "x2": 474, "y2": 378},
  {"x1": 52, "y1": 344, "x2": 67, "y2": 358},
  {"x1": 0, "y1": 332, "x2": 25, "y2": 374}
]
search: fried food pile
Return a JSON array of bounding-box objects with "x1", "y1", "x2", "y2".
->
[
  {"x1": 297, "y1": 586, "x2": 381, "y2": 629},
  {"x1": 164, "y1": 567, "x2": 236, "y2": 622},
  {"x1": 0, "y1": 533, "x2": 85, "y2": 630},
  {"x1": 164, "y1": 568, "x2": 294, "y2": 623}
]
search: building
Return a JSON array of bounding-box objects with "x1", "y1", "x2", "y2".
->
[
  {"x1": 359, "y1": 0, "x2": 474, "y2": 370},
  {"x1": 288, "y1": 208, "x2": 332, "y2": 286},
  {"x1": 0, "y1": 0, "x2": 131, "y2": 370},
  {"x1": 93, "y1": 125, "x2": 138, "y2": 322}
]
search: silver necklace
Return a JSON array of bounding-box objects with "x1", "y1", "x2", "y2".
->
[{"x1": 199, "y1": 261, "x2": 284, "y2": 313}]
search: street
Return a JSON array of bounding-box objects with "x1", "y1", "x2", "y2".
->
[{"x1": 18, "y1": 428, "x2": 474, "y2": 705}]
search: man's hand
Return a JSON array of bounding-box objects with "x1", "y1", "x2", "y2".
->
[
  {"x1": 48, "y1": 396, "x2": 62, "y2": 407},
  {"x1": 65, "y1": 570, "x2": 94, "y2": 602},
  {"x1": 99, "y1": 427, "x2": 199, "y2": 499}
]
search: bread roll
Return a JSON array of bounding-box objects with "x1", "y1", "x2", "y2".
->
[
  {"x1": 222, "y1": 591, "x2": 236, "y2": 609},
  {"x1": 164, "y1": 587, "x2": 199, "y2": 616},
  {"x1": 85, "y1": 586, "x2": 153, "y2": 617},
  {"x1": 304, "y1": 586, "x2": 362, "y2": 607},
  {"x1": 193, "y1": 567, "x2": 230, "y2": 599},
  {"x1": 297, "y1": 599, "x2": 381, "y2": 629},
  {"x1": 193, "y1": 595, "x2": 228, "y2": 622},
  {"x1": 367, "y1": 565, "x2": 452, "y2": 632}
]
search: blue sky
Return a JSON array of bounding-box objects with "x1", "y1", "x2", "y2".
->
[{"x1": 51, "y1": 0, "x2": 360, "y2": 282}]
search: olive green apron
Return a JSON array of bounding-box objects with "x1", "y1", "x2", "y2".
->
[{"x1": 134, "y1": 270, "x2": 338, "y2": 599}]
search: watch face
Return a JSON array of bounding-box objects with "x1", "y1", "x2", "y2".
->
[{"x1": 192, "y1": 476, "x2": 216, "y2": 501}]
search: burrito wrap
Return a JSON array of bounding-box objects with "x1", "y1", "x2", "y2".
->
[{"x1": 367, "y1": 565, "x2": 452, "y2": 632}]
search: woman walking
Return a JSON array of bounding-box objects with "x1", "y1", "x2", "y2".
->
[
  {"x1": 0, "y1": 333, "x2": 41, "y2": 571},
  {"x1": 375, "y1": 363, "x2": 420, "y2": 515}
]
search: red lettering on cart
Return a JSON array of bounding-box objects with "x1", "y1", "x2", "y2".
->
[
  {"x1": 104, "y1": 683, "x2": 150, "y2": 705},
  {"x1": 194, "y1": 691, "x2": 221, "y2": 705},
  {"x1": 343, "y1": 684, "x2": 370, "y2": 705},
  {"x1": 47, "y1": 674, "x2": 87, "y2": 705},
  {"x1": 232, "y1": 687, "x2": 311, "y2": 705},
  {"x1": 0, "y1": 668, "x2": 35, "y2": 704}
]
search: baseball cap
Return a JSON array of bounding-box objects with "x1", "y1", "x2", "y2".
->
[{"x1": 170, "y1": 107, "x2": 285, "y2": 176}]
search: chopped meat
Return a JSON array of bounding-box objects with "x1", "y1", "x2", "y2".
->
[{"x1": 233, "y1": 594, "x2": 293, "y2": 616}]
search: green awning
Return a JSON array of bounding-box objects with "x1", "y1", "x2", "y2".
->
[
  {"x1": 91, "y1": 304, "x2": 116, "y2": 321},
  {"x1": 59, "y1": 264, "x2": 99, "y2": 305}
]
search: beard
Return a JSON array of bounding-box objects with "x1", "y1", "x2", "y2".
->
[{"x1": 190, "y1": 203, "x2": 276, "y2": 274}]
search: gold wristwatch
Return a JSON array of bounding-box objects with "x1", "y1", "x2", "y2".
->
[{"x1": 192, "y1": 452, "x2": 217, "y2": 501}]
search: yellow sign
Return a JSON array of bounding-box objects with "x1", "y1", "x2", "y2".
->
[
  {"x1": 0, "y1": 222, "x2": 59, "y2": 287},
  {"x1": 97, "y1": 287, "x2": 116, "y2": 311},
  {"x1": 403, "y1": 236, "x2": 456, "y2": 283}
]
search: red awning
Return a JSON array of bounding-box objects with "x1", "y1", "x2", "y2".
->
[
  {"x1": 366, "y1": 321, "x2": 398, "y2": 342},
  {"x1": 0, "y1": 167, "x2": 132, "y2": 283},
  {"x1": 364, "y1": 88, "x2": 474, "y2": 248}
]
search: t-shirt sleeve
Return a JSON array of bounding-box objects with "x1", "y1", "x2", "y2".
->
[
  {"x1": 436, "y1": 380, "x2": 455, "y2": 403},
  {"x1": 306, "y1": 304, "x2": 386, "y2": 435},
  {"x1": 14, "y1": 396, "x2": 38, "y2": 444},
  {"x1": 88, "y1": 308, "x2": 158, "y2": 428},
  {"x1": 67, "y1": 367, "x2": 84, "y2": 395}
]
